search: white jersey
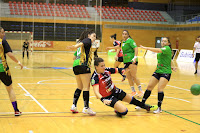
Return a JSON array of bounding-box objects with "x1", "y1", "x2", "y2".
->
[{"x1": 194, "y1": 42, "x2": 200, "y2": 53}]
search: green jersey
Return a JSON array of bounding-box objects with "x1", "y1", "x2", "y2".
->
[
  {"x1": 122, "y1": 38, "x2": 138, "y2": 63},
  {"x1": 155, "y1": 46, "x2": 172, "y2": 74},
  {"x1": 73, "y1": 47, "x2": 81, "y2": 67}
]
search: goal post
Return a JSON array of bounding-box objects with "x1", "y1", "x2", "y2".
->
[{"x1": 5, "y1": 31, "x2": 34, "y2": 52}]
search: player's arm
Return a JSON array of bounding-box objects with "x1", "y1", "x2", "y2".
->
[
  {"x1": 140, "y1": 45, "x2": 162, "y2": 53},
  {"x1": 193, "y1": 47, "x2": 196, "y2": 57},
  {"x1": 66, "y1": 42, "x2": 83, "y2": 49},
  {"x1": 171, "y1": 60, "x2": 177, "y2": 72},
  {"x1": 106, "y1": 46, "x2": 121, "y2": 50},
  {"x1": 114, "y1": 45, "x2": 120, "y2": 60},
  {"x1": 106, "y1": 68, "x2": 125, "y2": 75},
  {"x1": 92, "y1": 85, "x2": 111, "y2": 105},
  {"x1": 6, "y1": 52, "x2": 23, "y2": 69},
  {"x1": 93, "y1": 85, "x2": 102, "y2": 99},
  {"x1": 131, "y1": 47, "x2": 138, "y2": 63}
]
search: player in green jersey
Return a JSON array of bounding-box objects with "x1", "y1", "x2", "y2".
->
[
  {"x1": 107, "y1": 30, "x2": 144, "y2": 98},
  {"x1": 67, "y1": 29, "x2": 96, "y2": 115},
  {"x1": 138, "y1": 37, "x2": 176, "y2": 114},
  {"x1": 121, "y1": 30, "x2": 144, "y2": 97}
]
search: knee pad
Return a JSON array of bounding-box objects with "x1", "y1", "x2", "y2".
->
[{"x1": 119, "y1": 109, "x2": 128, "y2": 116}]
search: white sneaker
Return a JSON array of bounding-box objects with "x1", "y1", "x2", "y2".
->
[
  {"x1": 82, "y1": 107, "x2": 96, "y2": 116},
  {"x1": 70, "y1": 104, "x2": 78, "y2": 113},
  {"x1": 135, "y1": 106, "x2": 142, "y2": 110},
  {"x1": 153, "y1": 107, "x2": 162, "y2": 114}
]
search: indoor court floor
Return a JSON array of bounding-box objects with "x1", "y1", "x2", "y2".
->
[{"x1": 0, "y1": 51, "x2": 200, "y2": 133}]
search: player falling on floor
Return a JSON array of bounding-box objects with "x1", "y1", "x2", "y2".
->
[
  {"x1": 109, "y1": 33, "x2": 126, "y2": 81},
  {"x1": 0, "y1": 27, "x2": 23, "y2": 116},
  {"x1": 91, "y1": 57, "x2": 153, "y2": 117},
  {"x1": 67, "y1": 29, "x2": 96, "y2": 115}
]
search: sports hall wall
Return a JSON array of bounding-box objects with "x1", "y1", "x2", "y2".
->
[{"x1": 1, "y1": 17, "x2": 199, "y2": 52}]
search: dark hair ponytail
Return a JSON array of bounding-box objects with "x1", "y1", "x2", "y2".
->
[
  {"x1": 94, "y1": 57, "x2": 104, "y2": 66},
  {"x1": 77, "y1": 29, "x2": 95, "y2": 43},
  {"x1": 110, "y1": 34, "x2": 117, "y2": 40}
]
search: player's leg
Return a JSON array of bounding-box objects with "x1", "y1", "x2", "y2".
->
[
  {"x1": 153, "y1": 76, "x2": 170, "y2": 114},
  {"x1": 26, "y1": 48, "x2": 29, "y2": 59},
  {"x1": 71, "y1": 74, "x2": 83, "y2": 113},
  {"x1": 128, "y1": 63, "x2": 143, "y2": 97},
  {"x1": 80, "y1": 72, "x2": 96, "y2": 115},
  {"x1": 22, "y1": 47, "x2": 25, "y2": 59},
  {"x1": 0, "y1": 72, "x2": 21, "y2": 116}
]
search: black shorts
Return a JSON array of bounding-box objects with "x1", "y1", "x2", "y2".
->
[
  {"x1": 152, "y1": 72, "x2": 171, "y2": 81},
  {"x1": 101, "y1": 88, "x2": 126, "y2": 108},
  {"x1": 124, "y1": 61, "x2": 138, "y2": 69},
  {"x1": 116, "y1": 57, "x2": 123, "y2": 62},
  {"x1": 195, "y1": 53, "x2": 200, "y2": 62},
  {"x1": 23, "y1": 47, "x2": 28, "y2": 50},
  {"x1": 73, "y1": 65, "x2": 91, "y2": 75},
  {"x1": 0, "y1": 72, "x2": 12, "y2": 86}
]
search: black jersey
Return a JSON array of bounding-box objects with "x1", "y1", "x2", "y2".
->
[{"x1": 23, "y1": 42, "x2": 29, "y2": 48}]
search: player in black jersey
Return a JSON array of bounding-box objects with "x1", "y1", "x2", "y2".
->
[{"x1": 22, "y1": 39, "x2": 29, "y2": 59}]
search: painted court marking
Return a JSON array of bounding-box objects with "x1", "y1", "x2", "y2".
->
[{"x1": 18, "y1": 83, "x2": 49, "y2": 113}]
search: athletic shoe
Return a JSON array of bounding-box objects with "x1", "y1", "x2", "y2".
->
[
  {"x1": 137, "y1": 91, "x2": 144, "y2": 98},
  {"x1": 153, "y1": 107, "x2": 162, "y2": 114},
  {"x1": 70, "y1": 104, "x2": 78, "y2": 113},
  {"x1": 131, "y1": 91, "x2": 138, "y2": 97},
  {"x1": 82, "y1": 107, "x2": 96, "y2": 116},
  {"x1": 121, "y1": 75, "x2": 126, "y2": 82},
  {"x1": 135, "y1": 106, "x2": 142, "y2": 110},
  {"x1": 15, "y1": 111, "x2": 22, "y2": 116},
  {"x1": 194, "y1": 70, "x2": 197, "y2": 74}
]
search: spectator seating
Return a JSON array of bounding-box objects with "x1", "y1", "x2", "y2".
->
[
  {"x1": 9, "y1": 1, "x2": 91, "y2": 18},
  {"x1": 94, "y1": 5, "x2": 167, "y2": 22}
]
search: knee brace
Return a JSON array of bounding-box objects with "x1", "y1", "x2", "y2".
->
[{"x1": 119, "y1": 108, "x2": 128, "y2": 116}]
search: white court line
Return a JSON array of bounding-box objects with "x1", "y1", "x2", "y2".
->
[
  {"x1": 18, "y1": 83, "x2": 49, "y2": 113},
  {"x1": 37, "y1": 79, "x2": 71, "y2": 84},
  {"x1": 151, "y1": 95, "x2": 191, "y2": 103},
  {"x1": 167, "y1": 85, "x2": 190, "y2": 91},
  {"x1": 0, "y1": 112, "x2": 68, "y2": 115}
]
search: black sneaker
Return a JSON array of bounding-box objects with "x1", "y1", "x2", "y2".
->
[
  {"x1": 121, "y1": 75, "x2": 126, "y2": 82},
  {"x1": 194, "y1": 70, "x2": 197, "y2": 74}
]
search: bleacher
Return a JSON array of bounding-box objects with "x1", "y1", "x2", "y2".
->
[
  {"x1": 94, "y1": 5, "x2": 167, "y2": 22},
  {"x1": 188, "y1": 15, "x2": 200, "y2": 22},
  {"x1": 6, "y1": 1, "x2": 171, "y2": 23},
  {"x1": 9, "y1": 1, "x2": 91, "y2": 18}
]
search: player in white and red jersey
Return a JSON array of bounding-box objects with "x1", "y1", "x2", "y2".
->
[
  {"x1": 91, "y1": 57, "x2": 152, "y2": 117},
  {"x1": 110, "y1": 34, "x2": 126, "y2": 81}
]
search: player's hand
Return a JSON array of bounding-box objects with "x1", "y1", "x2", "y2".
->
[
  {"x1": 106, "y1": 47, "x2": 113, "y2": 50},
  {"x1": 66, "y1": 45, "x2": 75, "y2": 49},
  {"x1": 131, "y1": 58, "x2": 136, "y2": 63},
  {"x1": 140, "y1": 45, "x2": 147, "y2": 50},
  {"x1": 18, "y1": 63, "x2": 23, "y2": 69},
  {"x1": 171, "y1": 67, "x2": 177, "y2": 72},
  {"x1": 103, "y1": 100, "x2": 112, "y2": 105}
]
